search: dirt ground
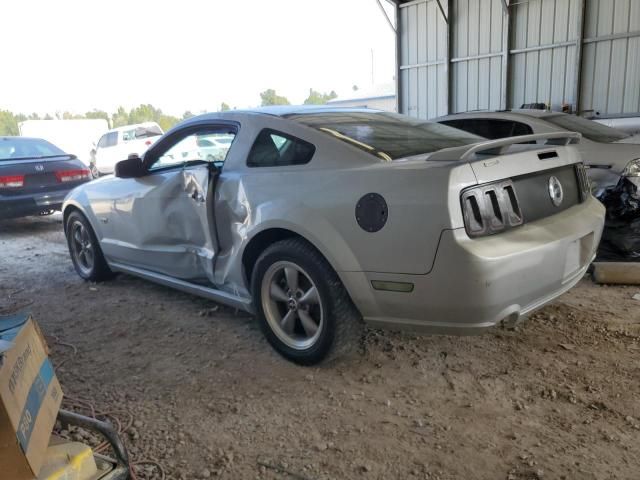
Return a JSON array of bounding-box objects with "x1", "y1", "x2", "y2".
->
[{"x1": 1, "y1": 214, "x2": 639, "y2": 480}]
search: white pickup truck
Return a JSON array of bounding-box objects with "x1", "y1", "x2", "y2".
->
[{"x1": 92, "y1": 122, "x2": 163, "y2": 176}]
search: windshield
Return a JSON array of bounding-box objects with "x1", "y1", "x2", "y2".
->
[
  {"x1": 288, "y1": 111, "x2": 483, "y2": 160},
  {"x1": 0, "y1": 137, "x2": 66, "y2": 161},
  {"x1": 543, "y1": 114, "x2": 630, "y2": 143}
]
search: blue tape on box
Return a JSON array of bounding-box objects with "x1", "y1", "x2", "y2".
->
[
  {"x1": 15, "y1": 358, "x2": 55, "y2": 453},
  {"x1": 0, "y1": 313, "x2": 30, "y2": 343}
]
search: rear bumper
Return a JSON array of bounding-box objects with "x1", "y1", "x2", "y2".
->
[
  {"x1": 0, "y1": 189, "x2": 70, "y2": 219},
  {"x1": 341, "y1": 196, "x2": 605, "y2": 333}
]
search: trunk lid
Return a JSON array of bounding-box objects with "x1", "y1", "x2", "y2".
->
[
  {"x1": 466, "y1": 144, "x2": 581, "y2": 184},
  {"x1": 0, "y1": 155, "x2": 87, "y2": 196}
]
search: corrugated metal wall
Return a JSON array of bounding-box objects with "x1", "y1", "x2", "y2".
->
[
  {"x1": 451, "y1": 0, "x2": 505, "y2": 112},
  {"x1": 581, "y1": 0, "x2": 640, "y2": 115},
  {"x1": 397, "y1": 0, "x2": 640, "y2": 119},
  {"x1": 509, "y1": 0, "x2": 579, "y2": 110},
  {"x1": 399, "y1": 0, "x2": 448, "y2": 118}
]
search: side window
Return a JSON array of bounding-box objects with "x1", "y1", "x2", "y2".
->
[
  {"x1": 150, "y1": 130, "x2": 236, "y2": 171},
  {"x1": 247, "y1": 129, "x2": 315, "y2": 167},
  {"x1": 105, "y1": 132, "x2": 118, "y2": 147},
  {"x1": 97, "y1": 134, "x2": 108, "y2": 148}
]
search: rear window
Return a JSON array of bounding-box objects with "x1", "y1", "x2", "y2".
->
[
  {"x1": 134, "y1": 124, "x2": 163, "y2": 139},
  {"x1": 122, "y1": 125, "x2": 163, "y2": 142},
  {"x1": 288, "y1": 112, "x2": 482, "y2": 161},
  {"x1": 441, "y1": 118, "x2": 534, "y2": 139},
  {"x1": 0, "y1": 137, "x2": 66, "y2": 161},
  {"x1": 543, "y1": 114, "x2": 629, "y2": 143},
  {"x1": 247, "y1": 129, "x2": 315, "y2": 167}
]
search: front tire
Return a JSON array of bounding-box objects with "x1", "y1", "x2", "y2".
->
[
  {"x1": 251, "y1": 238, "x2": 363, "y2": 365},
  {"x1": 65, "y1": 211, "x2": 113, "y2": 281}
]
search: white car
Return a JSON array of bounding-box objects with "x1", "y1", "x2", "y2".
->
[{"x1": 92, "y1": 122, "x2": 163, "y2": 176}]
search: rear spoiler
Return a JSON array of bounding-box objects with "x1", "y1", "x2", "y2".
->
[{"x1": 427, "y1": 132, "x2": 582, "y2": 161}]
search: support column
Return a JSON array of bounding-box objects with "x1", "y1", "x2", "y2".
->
[
  {"x1": 501, "y1": 0, "x2": 511, "y2": 110},
  {"x1": 573, "y1": 0, "x2": 586, "y2": 114}
]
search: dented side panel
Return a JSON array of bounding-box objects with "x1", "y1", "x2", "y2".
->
[
  {"x1": 211, "y1": 159, "x2": 479, "y2": 297},
  {"x1": 87, "y1": 165, "x2": 217, "y2": 281}
]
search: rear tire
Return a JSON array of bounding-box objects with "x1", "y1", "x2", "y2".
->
[
  {"x1": 251, "y1": 238, "x2": 363, "y2": 365},
  {"x1": 65, "y1": 211, "x2": 114, "y2": 281}
]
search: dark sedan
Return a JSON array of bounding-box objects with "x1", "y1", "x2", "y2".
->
[{"x1": 0, "y1": 137, "x2": 91, "y2": 220}]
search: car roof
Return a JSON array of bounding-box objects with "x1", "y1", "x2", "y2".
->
[
  {"x1": 107, "y1": 122, "x2": 161, "y2": 133},
  {"x1": 225, "y1": 105, "x2": 384, "y2": 116},
  {"x1": 1, "y1": 136, "x2": 47, "y2": 141},
  {"x1": 186, "y1": 106, "x2": 385, "y2": 124},
  {"x1": 0, "y1": 136, "x2": 64, "y2": 146},
  {"x1": 439, "y1": 109, "x2": 560, "y2": 120},
  {"x1": 173, "y1": 106, "x2": 392, "y2": 133},
  {"x1": 509, "y1": 109, "x2": 559, "y2": 118}
]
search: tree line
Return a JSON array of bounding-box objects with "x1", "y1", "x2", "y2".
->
[
  {"x1": 0, "y1": 105, "x2": 187, "y2": 136},
  {"x1": 0, "y1": 88, "x2": 342, "y2": 136}
]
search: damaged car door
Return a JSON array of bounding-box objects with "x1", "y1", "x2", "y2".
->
[{"x1": 103, "y1": 124, "x2": 236, "y2": 282}]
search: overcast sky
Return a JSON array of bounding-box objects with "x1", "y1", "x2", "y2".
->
[{"x1": 1, "y1": 0, "x2": 396, "y2": 116}]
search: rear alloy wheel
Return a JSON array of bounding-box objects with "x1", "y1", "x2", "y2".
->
[
  {"x1": 252, "y1": 238, "x2": 363, "y2": 365},
  {"x1": 262, "y1": 261, "x2": 324, "y2": 350},
  {"x1": 65, "y1": 211, "x2": 113, "y2": 281}
]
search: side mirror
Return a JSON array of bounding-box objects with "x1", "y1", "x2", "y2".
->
[{"x1": 115, "y1": 154, "x2": 146, "y2": 178}]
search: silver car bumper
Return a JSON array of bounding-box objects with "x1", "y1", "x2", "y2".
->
[{"x1": 340, "y1": 196, "x2": 605, "y2": 334}]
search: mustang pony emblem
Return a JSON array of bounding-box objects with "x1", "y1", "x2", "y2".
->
[{"x1": 548, "y1": 175, "x2": 564, "y2": 207}]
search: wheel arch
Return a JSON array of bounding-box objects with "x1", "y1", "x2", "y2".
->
[
  {"x1": 62, "y1": 202, "x2": 84, "y2": 234},
  {"x1": 240, "y1": 225, "x2": 361, "y2": 291},
  {"x1": 242, "y1": 228, "x2": 310, "y2": 286},
  {"x1": 62, "y1": 201, "x2": 100, "y2": 238}
]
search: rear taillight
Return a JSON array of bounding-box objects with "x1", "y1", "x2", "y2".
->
[
  {"x1": 145, "y1": 140, "x2": 152, "y2": 146},
  {"x1": 575, "y1": 163, "x2": 591, "y2": 201},
  {"x1": 461, "y1": 179, "x2": 523, "y2": 238},
  {"x1": 55, "y1": 169, "x2": 91, "y2": 183},
  {"x1": 0, "y1": 175, "x2": 24, "y2": 188}
]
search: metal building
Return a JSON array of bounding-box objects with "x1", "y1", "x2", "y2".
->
[{"x1": 390, "y1": 0, "x2": 640, "y2": 120}]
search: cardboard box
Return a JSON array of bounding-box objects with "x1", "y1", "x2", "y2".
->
[{"x1": 0, "y1": 314, "x2": 63, "y2": 479}]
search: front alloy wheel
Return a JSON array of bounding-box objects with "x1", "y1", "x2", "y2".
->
[
  {"x1": 69, "y1": 220, "x2": 95, "y2": 277},
  {"x1": 65, "y1": 211, "x2": 113, "y2": 281}
]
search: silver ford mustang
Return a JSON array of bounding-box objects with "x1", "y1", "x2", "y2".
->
[{"x1": 62, "y1": 107, "x2": 605, "y2": 364}]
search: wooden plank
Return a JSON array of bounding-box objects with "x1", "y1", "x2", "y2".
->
[{"x1": 592, "y1": 262, "x2": 640, "y2": 285}]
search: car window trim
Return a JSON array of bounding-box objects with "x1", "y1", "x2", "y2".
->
[
  {"x1": 246, "y1": 127, "x2": 316, "y2": 168},
  {"x1": 143, "y1": 120, "x2": 240, "y2": 172}
]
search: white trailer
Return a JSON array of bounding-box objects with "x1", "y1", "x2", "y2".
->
[{"x1": 18, "y1": 119, "x2": 109, "y2": 166}]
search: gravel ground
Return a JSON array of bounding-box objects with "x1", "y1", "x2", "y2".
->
[{"x1": 1, "y1": 214, "x2": 639, "y2": 480}]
